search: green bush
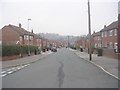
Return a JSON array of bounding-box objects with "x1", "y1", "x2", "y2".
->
[
  {"x1": 97, "y1": 48, "x2": 103, "y2": 56},
  {"x1": 2, "y1": 43, "x2": 38, "y2": 56},
  {"x1": 2, "y1": 44, "x2": 21, "y2": 56},
  {"x1": 75, "y1": 44, "x2": 80, "y2": 50}
]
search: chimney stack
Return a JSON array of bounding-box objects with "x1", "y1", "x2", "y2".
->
[
  {"x1": 31, "y1": 29, "x2": 33, "y2": 33},
  {"x1": 19, "y1": 23, "x2": 21, "y2": 28},
  {"x1": 104, "y1": 25, "x2": 106, "y2": 28}
]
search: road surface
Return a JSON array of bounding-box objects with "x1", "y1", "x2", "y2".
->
[{"x1": 2, "y1": 48, "x2": 118, "y2": 88}]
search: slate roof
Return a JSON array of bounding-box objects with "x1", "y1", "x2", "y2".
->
[
  {"x1": 7, "y1": 24, "x2": 34, "y2": 36},
  {"x1": 101, "y1": 21, "x2": 118, "y2": 32}
]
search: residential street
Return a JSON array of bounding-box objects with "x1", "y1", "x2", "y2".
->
[{"x1": 2, "y1": 48, "x2": 118, "y2": 88}]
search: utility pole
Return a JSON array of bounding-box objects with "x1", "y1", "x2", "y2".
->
[
  {"x1": 68, "y1": 36, "x2": 70, "y2": 48},
  {"x1": 118, "y1": 1, "x2": 120, "y2": 60},
  {"x1": 27, "y1": 18, "x2": 31, "y2": 56},
  {"x1": 88, "y1": 0, "x2": 92, "y2": 61}
]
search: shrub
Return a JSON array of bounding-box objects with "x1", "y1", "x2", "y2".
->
[
  {"x1": 97, "y1": 48, "x2": 103, "y2": 56},
  {"x1": 2, "y1": 43, "x2": 38, "y2": 56}
]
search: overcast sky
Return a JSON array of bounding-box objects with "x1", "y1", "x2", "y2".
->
[{"x1": 0, "y1": 0, "x2": 119, "y2": 36}]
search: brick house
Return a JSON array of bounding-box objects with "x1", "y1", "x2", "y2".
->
[
  {"x1": 101, "y1": 21, "x2": 118, "y2": 50},
  {"x1": 1, "y1": 24, "x2": 34, "y2": 45},
  {"x1": 74, "y1": 21, "x2": 119, "y2": 59},
  {"x1": 0, "y1": 24, "x2": 43, "y2": 47},
  {"x1": 75, "y1": 36, "x2": 87, "y2": 50},
  {"x1": 92, "y1": 31, "x2": 102, "y2": 49},
  {"x1": 33, "y1": 33, "x2": 42, "y2": 48},
  {"x1": 88, "y1": 21, "x2": 118, "y2": 58},
  {"x1": 0, "y1": 29, "x2": 2, "y2": 44},
  {"x1": 100, "y1": 21, "x2": 118, "y2": 59}
]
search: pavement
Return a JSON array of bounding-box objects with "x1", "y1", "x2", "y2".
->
[
  {"x1": 1, "y1": 50, "x2": 53, "y2": 70},
  {"x1": 69, "y1": 48, "x2": 120, "y2": 80}
]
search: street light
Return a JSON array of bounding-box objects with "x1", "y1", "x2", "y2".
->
[
  {"x1": 118, "y1": 1, "x2": 120, "y2": 60},
  {"x1": 67, "y1": 36, "x2": 70, "y2": 48},
  {"x1": 27, "y1": 18, "x2": 31, "y2": 56},
  {"x1": 88, "y1": 0, "x2": 92, "y2": 61}
]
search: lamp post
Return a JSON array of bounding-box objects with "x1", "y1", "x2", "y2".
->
[
  {"x1": 27, "y1": 18, "x2": 31, "y2": 56},
  {"x1": 118, "y1": 1, "x2": 120, "y2": 59},
  {"x1": 88, "y1": 0, "x2": 92, "y2": 61},
  {"x1": 68, "y1": 36, "x2": 70, "y2": 48}
]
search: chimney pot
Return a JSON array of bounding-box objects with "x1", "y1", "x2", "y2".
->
[
  {"x1": 19, "y1": 23, "x2": 21, "y2": 28},
  {"x1": 104, "y1": 25, "x2": 106, "y2": 28}
]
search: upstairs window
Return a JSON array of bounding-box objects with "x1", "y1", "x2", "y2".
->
[
  {"x1": 19, "y1": 36, "x2": 22, "y2": 41},
  {"x1": 104, "y1": 31, "x2": 107, "y2": 37},
  {"x1": 102, "y1": 32, "x2": 104, "y2": 37},
  {"x1": 114, "y1": 29, "x2": 117, "y2": 36},
  {"x1": 109, "y1": 30, "x2": 113, "y2": 36}
]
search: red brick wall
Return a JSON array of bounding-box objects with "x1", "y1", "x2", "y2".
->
[
  {"x1": 103, "y1": 48, "x2": 119, "y2": 59},
  {"x1": 101, "y1": 33, "x2": 117, "y2": 48}
]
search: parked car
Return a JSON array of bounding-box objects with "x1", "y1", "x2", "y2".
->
[
  {"x1": 51, "y1": 47, "x2": 57, "y2": 52},
  {"x1": 42, "y1": 48, "x2": 46, "y2": 52}
]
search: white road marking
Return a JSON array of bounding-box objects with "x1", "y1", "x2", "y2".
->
[
  {"x1": 6, "y1": 69, "x2": 12, "y2": 72},
  {"x1": 1, "y1": 64, "x2": 31, "y2": 77},
  {"x1": 75, "y1": 51, "x2": 120, "y2": 80},
  {"x1": 1, "y1": 74, "x2": 7, "y2": 77},
  {"x1": 1, "y1": 71, "x2": 7, "y2": 74},
  {"x1": 7, "y1": 71, "x2": 14, "y2": 74},
  {"x1": 90, "y1": 61, "x2": 120, "y2": 80}
]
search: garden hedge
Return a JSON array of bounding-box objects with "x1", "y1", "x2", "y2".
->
[{"x1": 1, "y1": 43, "x2": 38, "y2": 56}]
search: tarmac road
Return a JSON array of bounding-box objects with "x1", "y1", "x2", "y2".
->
[{"x1": 2, "y1": 48, "x2": 118, "y2": 88}]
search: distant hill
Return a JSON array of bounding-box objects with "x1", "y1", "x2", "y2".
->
[{"x1": 37, "y1": 33, "x2": 81, "y2": 46}]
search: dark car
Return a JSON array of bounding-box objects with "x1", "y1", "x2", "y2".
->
[
  {"x1": 42, "y1": 48, "x2": 46, "y2": 52},
  {"x1": 51, "y1": 47, "x2": 57, "y2": 52}
]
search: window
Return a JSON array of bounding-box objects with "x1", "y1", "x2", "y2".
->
[
  {"x1": 94, "y1": 43, "x2": 97, "y2": 48},
  {"x1": 98, "y1": 36, "x2": 101, "y2": 40},
  {"x1": 24, "y1": 35, "x2": 28, "y2": 40},
  {"x1": 26, "y1": 35, "x2": 29, "y2": 40},
  {"x1": 102, "y1": 32, "x2": 104, "y2": 37},
  {"x1": 114, "y1": 29, "x2": 117, "y2": 36},
  {"x1": 114, "y1": 42, "x2": 117, "y2": 48},
  {"x1": 104, "y1": 31, "x2": 107, "y2": 37},
  {"x1": 19, "y1": 36, "x2": 22, "y2": 41},
  {"x1": 30, "y1": 36, "x2": 33, "y2": 40},
  {"x1": 24, "y1": 35, "x2": 26, "y2": 39},
  {"x1": 114, "y1": 42, "x2": 118, "y2": 52},
  {"x1": 109, "y1": 42, "x2": 113, "y2": 48},
  {"x1": 109, "y1": 30, "x2": 113, "y2": 36}
]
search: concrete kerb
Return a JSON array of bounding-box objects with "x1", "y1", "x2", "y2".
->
[
  {"x1": 2, "y1": 51, "x2": 53, "y2": 69},
  {"x1": 69, "y1": 48, "x2": 120, "y2": 80}
]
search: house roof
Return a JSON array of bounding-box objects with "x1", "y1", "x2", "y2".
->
[
  {"x1": 2, "y1": 24, "x2": 34, "y2": 36},
  {"x1": 101, "y1": 21, "x2": 118, "y2": 32},
  {"x1": 33, "y1": 33, "x2": 42, "y2": 39},
  {"x1": 11, "y1": 24, "x2": 34, "y2": 36},
  {"x1": 92, "y1": 32, "x2": 101, "y2": 37}
]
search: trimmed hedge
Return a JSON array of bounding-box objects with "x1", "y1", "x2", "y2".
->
[{"x1": 1, "y1": 43, "x2": 38, "y2": 56}]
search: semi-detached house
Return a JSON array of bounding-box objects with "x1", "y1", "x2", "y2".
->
[
  {"x1": 1, "y1": 24, "x2": 42, "y2": 48},
  {"x1": 75, "y1": 21, "x2": 119, "y2": 59}
]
